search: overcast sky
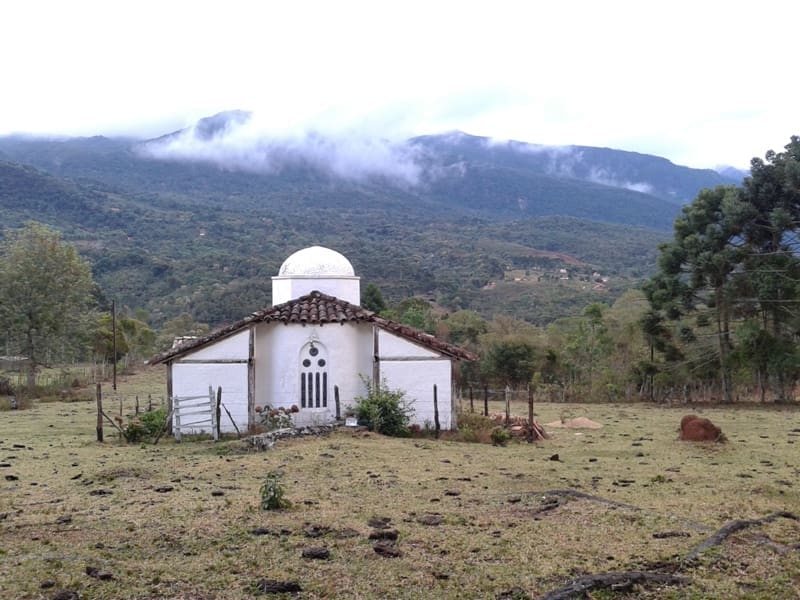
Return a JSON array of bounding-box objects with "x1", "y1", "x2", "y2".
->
[{"x1": 1, "y1": 0, "x2": 797, "y2": 169}]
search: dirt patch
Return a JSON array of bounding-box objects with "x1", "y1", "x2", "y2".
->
[{"x1": 546, "y1": 417, "x2": 603, "y2": 429}]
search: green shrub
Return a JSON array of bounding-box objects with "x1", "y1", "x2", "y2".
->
[
  {"x1": 353, "y1": 377, "x2": 414, "y2": 437},
  {"x1": 490, "y1": 427, "x2": 512, "y2": 447},
  {"x1": 259, "y1": 472, "x2": 291, "y2": 510},
  {"x1": 123, "y1": 408, "x2": 167, "y2": 442},
  {"x1": 139, "y1": 408, "x2": 167, "y2": 436}
]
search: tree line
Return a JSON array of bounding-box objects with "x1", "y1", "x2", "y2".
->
[
  {"x1": 2, "y1": 137, "x2": 798, "y2": 402},
  {"x1": 372, "y1": 137, "x2": 800, "y2": 403}
]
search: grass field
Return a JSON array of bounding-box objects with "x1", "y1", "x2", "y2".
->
[{"x1": 1, "y1": 367, "x2": 799, "y2": 599}]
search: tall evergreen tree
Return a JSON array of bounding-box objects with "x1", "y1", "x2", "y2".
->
[
  {"x1": 645, "y1": 186, "x2": 752, "y2": 402},
  {"x1": 741, "y1": 137, "x2": 800, "y2": 400}
]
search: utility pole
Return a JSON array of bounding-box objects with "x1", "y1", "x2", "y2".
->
[{"x1": 112, "y1": 299, "x2": 117, "y2": 391}]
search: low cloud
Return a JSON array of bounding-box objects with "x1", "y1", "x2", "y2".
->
[
  {"x1": 138, "y1": 111, "x2": 428, "y2": 187},
  {"x1": 516, "y1": 144, "x2": 657, "y2": 195},
  {"x1": 587, "y1": 167, "x2": 654, "y2": 195}
]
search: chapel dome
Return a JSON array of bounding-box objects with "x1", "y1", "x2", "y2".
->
[{"x1": 278, "y1": 246, "x2": 355, "y2": 277}]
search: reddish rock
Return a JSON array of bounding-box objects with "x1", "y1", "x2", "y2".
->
[
  {"x1": 679, "y1": 415, "x2": 723, "y2": 442},
  {"x1": 680, "y1": 414, "x2": 700, "y2": 430}
]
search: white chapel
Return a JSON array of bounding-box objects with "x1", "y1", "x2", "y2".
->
[{"x1": 149, "y1": 246, "x2": 474, "y2": 435}]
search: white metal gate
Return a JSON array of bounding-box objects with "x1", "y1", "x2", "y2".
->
[{"x1": 172, "y1": 386, "x2": 219, "y2": 441}]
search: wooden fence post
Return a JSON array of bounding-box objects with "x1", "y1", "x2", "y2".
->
[
  {"x1": 504, "y1": 385, "x2": 510, "y2": 428},
  {"x1": 433, "y1": 384, "x2": 440, "y2": 439},
  {"x1": 135, "y1": 395, "x2": 139, "y2": 415},
  {"x1": 334, "y1": 386, "x2": 341, "y2": 420},
  {"x1": 527, "y1": 386, "x2": 534, "y2": 443},
  {"x1": 95, "y1": 383, "x2": 103, "y2": 442},
  {"x1": 483, "y1": 385, "x2": 489, "y2": 417},
  {"x1": 215, "y1": 386, "x2": 222, "y2": 441},
  {"x1": 469, "y1": 386, "x2": 474, "y2": 413}
]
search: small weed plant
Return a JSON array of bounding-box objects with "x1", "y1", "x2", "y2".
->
[
  {"x1": 259, "y1": 472, "x2": 291, "y2": 510},
  {"x1": 354, "y1": 377, "x2": 414, "y2": 437}
]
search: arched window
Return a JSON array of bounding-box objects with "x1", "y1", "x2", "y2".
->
[{"x1": 300, "y1": 342, "x2": 328, "y2": 409}]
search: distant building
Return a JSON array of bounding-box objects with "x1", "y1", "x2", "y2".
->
[{"x1": 149, "y1": 246, "x2": 474, "y2": 435}]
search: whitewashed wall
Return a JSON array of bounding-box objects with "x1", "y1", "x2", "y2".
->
[
  {"x1": 377, "y1": 330, "x2": 453, "y2": 429},
  {"x1": 169, "y1": 322, "x2": 456, "y2": 435},
  {"x1": 377, "y1": 330, "x2": 439, "y2": 358},
  {"x1": 170, "y1": 329, "x2": 250, "y2": 434},
  {"x1": 185, "y1": 330, "x2": 249, "y2": 360},
  {"x1": 254, "y1": 322, "x2": 373, "y2": 427},
  {"x1": 171, "y1": 362, "x2": 249, "y2": 434},
  {"x1": 271, "y1": 276, "x2": 360, "y2": 305}
]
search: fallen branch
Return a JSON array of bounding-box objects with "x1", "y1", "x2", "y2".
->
[
  {"x1": 539, "y1": 571, "x2": 690, "y2": 600},
  {"x1": 497, "y1": 489, "x2": 711, "y2": 531},
  {"x1": 499, "y1": 488, "x2": 800, "y2": 600},
  {"x1": 750, "y1": 533, "x2": 800, "y2": 555},
  {"x1": 539, "y1": 509, "x2": 799, "y2": 599},
  {"x1": 220, "y1": 401, "x2": 241, "y2": 438},
  {"x1": 685, "y1": 510, "x2": 798, "y2": 560}
]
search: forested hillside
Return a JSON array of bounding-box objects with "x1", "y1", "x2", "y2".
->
[
  {"x1": 3, "y1": 124, "x2": 798, "y2": 405},
  {"x1": 0, "y1": 123, "x2": 731, "y2": 327}
]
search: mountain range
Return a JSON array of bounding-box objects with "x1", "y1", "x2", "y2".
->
[{"x1": 0, "y1": 113, "x2": 746, "y2": 326}]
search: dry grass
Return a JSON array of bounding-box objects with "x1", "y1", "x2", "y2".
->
[{"x1": 1, "y1": 368, "x2": 799, "y2": 599}]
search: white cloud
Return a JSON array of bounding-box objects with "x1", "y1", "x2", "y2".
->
[
  {"x1": 139, "y1": 113, "x2": 428, "y2": 185},
  {"x1": 587, "y1": 167, "x2": 654, "y2": 195},
  {"x1": 1, "y1": 0, "x2": 798, "y2": 169}
]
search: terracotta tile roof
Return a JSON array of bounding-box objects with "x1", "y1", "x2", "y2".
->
[
  {"x1": 148, "y1": 291, "x2": 476, "y2": 365},
  {"x1": 251, "y1": 291, "x2": 373, "y2": 325}
]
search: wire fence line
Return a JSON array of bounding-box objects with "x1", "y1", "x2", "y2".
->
[{"x1": 2, "y1": 369, "x2": 92, "y2": 389}]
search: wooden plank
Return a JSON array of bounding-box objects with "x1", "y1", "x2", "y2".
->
[
  {"x1": 172, "y1": 408, "x2": 215, "y2": 418},
  {"x1": 173, "y1": 394, "x2": 211, "y2": 402},
  {"x1": 377, "y1": 356, "x2": 447, "y2": 362},
  {"x1": 177, "y1": 418, "x2": 214, "y2": 428},
  {"x1": 175, "y1": 359, "x2": 248, "y2": 364}
]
